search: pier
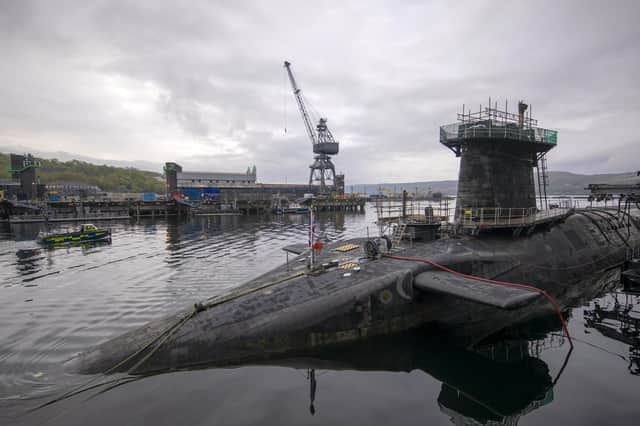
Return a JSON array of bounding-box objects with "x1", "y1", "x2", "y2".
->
[{"x1": 1, "y1": 195, "x2": 367, "y2": 224}]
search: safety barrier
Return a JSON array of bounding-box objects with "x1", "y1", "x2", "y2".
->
[
  {"x1": 456, "y1": 207, "x2": 570, "y2": 227},
  {"x1": 440, "y1": 121, "x2": 558, "y2": 145}
]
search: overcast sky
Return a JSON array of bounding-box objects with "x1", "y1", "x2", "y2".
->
[{"x1": 1, "y1": 0, "x2": 639, "y2": 184}]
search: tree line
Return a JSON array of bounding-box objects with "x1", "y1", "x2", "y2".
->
[{"x1": 0, "y1": 153, "x2": 165, "y2": 193}]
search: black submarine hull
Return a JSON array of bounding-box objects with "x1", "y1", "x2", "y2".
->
[{"x1": 69, "y1": 210, "x2": 640, "y2": 375}]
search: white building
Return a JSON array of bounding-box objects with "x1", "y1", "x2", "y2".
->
[{"x1": 177, "y1": 171, "x2": 256, "y2": 188}]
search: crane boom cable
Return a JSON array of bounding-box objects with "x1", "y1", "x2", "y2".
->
[{"x1": 302, "y1": 92, "x2": 321, "y2": 128}]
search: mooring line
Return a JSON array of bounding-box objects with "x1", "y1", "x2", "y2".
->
[{"x1": 32, "y1": 270, "x2": 307, "y2": 412}]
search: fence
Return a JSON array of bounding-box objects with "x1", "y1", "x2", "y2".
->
[
  {"x1": 456, "y1": 207, "x2": 570, "y2": 227},
  {"x1": 374, "y1": 199, "x2": 453, "y2": 238}
]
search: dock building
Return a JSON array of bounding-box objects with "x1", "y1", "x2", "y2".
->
[
  {"x1": 0, "y1": 178, "x2": 20, "y2": 200},
  {"x1": 8, "y1": 153, "x2": 45, "y2": 200},
  {"x1": 163, "y1": 162, "x2": 358, "y2": 214},
  {"x1": 46, "y1": 181, "x2": 103, "y2": 200},
  {"x1": 177, "y1": 170, "x2": 257, "y2": 188}
]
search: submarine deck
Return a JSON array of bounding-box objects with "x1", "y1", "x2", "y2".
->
[{"x1": 71, "y1": 210, "x2": 640, "y2": 374}]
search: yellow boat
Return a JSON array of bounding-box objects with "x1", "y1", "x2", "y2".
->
[{"x1": 40, "y1": 224, "x2": 111, "y2": 246}]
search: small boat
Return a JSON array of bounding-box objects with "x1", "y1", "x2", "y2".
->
[
  {"x1": 40, "y1": 223, "x2": 111, "y2": 246},
  {"x1": 273, "y1": 203, "x2": 310, "y2": 214}
]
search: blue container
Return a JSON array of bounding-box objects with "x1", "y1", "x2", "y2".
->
[
  {"x1": 180, "y1": 187, "x2": 220, "y2": 201},
  {"x1": 142, "y1": 192, "x2": 157, "y2": 202},
  {"x1": 202, "y1": 187, "x2": 220, "y2": 200},
  {"x1": 48, "y1": 194, "x2": 61, "y2": 202},
  {"x1": 181, "y1": 187, "x2": 202, "y2": 201}
]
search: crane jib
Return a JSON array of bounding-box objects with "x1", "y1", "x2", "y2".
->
[{"x1": 284, "y1": 60, "x2": 340, "y2": 193}]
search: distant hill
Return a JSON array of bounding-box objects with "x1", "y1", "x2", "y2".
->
[
  {"x1": 543, "y1": 171, "x2": 640, "y2": 194},
  {"x1": 0, "y1": 153, "x2": 164, "y2": 193},
  {"x1": 349, "y1": 171, "x2": 640, "y2": 196},
  {"x1": 347, "y1": 180, "x2": 458, "y2": 197},
  {"x1": 2, "y1": 150, "x2": 637, "y2": 196}
]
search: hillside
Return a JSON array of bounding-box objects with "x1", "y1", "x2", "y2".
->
[
  {"x1": 350, "y1": 171, "x2": 640, "y2": 196},
  {"x1": 0, "y1": 153, "x2": 164, "y2": 193}
]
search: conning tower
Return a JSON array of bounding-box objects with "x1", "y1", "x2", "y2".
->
[{"x1": 440, "y1": 100, "x2": 558, "y2": 223}]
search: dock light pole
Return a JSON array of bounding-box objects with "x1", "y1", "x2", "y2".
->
[
  {"x1": 300, "y1": 193, "x2": 316, "y2": 269},
  {"x1": 309, "y1": 203, "x2": 315, "y2": 268}
]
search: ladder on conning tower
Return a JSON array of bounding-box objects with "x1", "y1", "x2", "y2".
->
[
  {"x1": 536, "y1": 153, "x2": 550, "y2": 210},
  {"x1": 391, "y1": 223, "x2": 407, "y2": 248}
]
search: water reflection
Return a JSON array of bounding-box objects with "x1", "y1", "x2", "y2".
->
[
  {"x1": 19, "y1": 325, "x2": 566, "y2": 426},
  {"x1": 584, "y1": 291, "x2": 640, "y2": 375},
  {"x1": 3, "y1": 211, "x2": 640, "y2": 425},
  {"x1": 273, "y1": 325, "x2": 561, "y2": 425}
]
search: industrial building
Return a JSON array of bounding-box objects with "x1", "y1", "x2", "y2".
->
[
  {"x1": 0, "y1": 178, "x2": 20, "y2": 201},
  {"x1": 177, "y1": 170, "x2": 257, "y2": 188},
  {"x1": 164, "y1": 162, "x2": 257, "y2": 201},
  {"x1": 162, "y1": 161, "x2": 351, "y2": 214},
  {"x1": 164, "y1": 162, "x2": 346, "y2": 200},
  {"x1": 46, "y1": 181, "x2": 103, "y2": 200},
  {"x1": 8, "y1": 153, "x2": 45, "y2": 200}
]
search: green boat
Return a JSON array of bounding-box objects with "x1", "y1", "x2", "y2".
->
[{"x1": 40, "y1": 224, "x2": 112, "y2": 246}]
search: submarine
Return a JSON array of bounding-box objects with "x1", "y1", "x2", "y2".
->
[{"x1": 69, "y1": 101, "x2": 640, "y2": 376}]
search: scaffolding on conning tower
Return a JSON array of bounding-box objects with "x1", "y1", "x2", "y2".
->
[{"x1": 440, "y1": 98, "x2": 558, "y2": 215}]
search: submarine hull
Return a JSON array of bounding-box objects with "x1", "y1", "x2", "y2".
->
[{"x1": 69, "y1": 210, "x2": 640, "y2": 375}]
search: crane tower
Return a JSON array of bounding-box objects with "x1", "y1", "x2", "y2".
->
[{"x1": 284, "y1": 61, "x2": 339, "y2": 193}]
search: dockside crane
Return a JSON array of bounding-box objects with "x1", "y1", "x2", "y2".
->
[{"x1": 284, "y1": 61, "x2": 339, "y2": 193}]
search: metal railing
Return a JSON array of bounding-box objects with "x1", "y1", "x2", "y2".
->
[
  {"x1": 456, "y1": 207, "x2": 570, "y2": 227},
  {"x1": 375, "y1": 200, "x2": 452, "y2": 224},
  {"x1": 440, "y1": 121, "x2": 558, "y2": 145},
  {"x1": 375, "y1": 198, "x2": 452, "y2": 238}
]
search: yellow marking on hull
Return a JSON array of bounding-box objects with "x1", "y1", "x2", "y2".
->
[
  {"x1": 334, "y1": 244, "x2": 360, "y2": 252},
  {"x1": 338, "y1": 262, "x2": 358, "y2": 270}
]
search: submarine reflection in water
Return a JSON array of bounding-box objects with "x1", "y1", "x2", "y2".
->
[
  {"x1": 45, "y1": 268, "x2": 629, "y2": 425},
  {"x1": 289, "y1": 326, "x2": 561, "y2": 425}
]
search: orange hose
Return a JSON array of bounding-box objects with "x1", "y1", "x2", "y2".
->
[{"x1": 384, "y1": 254, "x2": 574, "y2": 349}]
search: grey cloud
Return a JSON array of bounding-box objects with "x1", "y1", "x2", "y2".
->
[{"x1": 1, "y1": 0, "x2": 639, "y2": 185}]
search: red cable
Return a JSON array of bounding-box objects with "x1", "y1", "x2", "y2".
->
[{"x1": 384, "y1": 254, "x2": 574, "y2": 349}]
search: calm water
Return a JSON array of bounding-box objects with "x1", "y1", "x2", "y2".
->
[{"x1": 0, "y1": 207, "x2": 638, "y2": 425}]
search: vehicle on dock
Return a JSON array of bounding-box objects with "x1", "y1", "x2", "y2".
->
[{"x1": 40, "y1": 223, "x2": 111, "y2": 246}]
